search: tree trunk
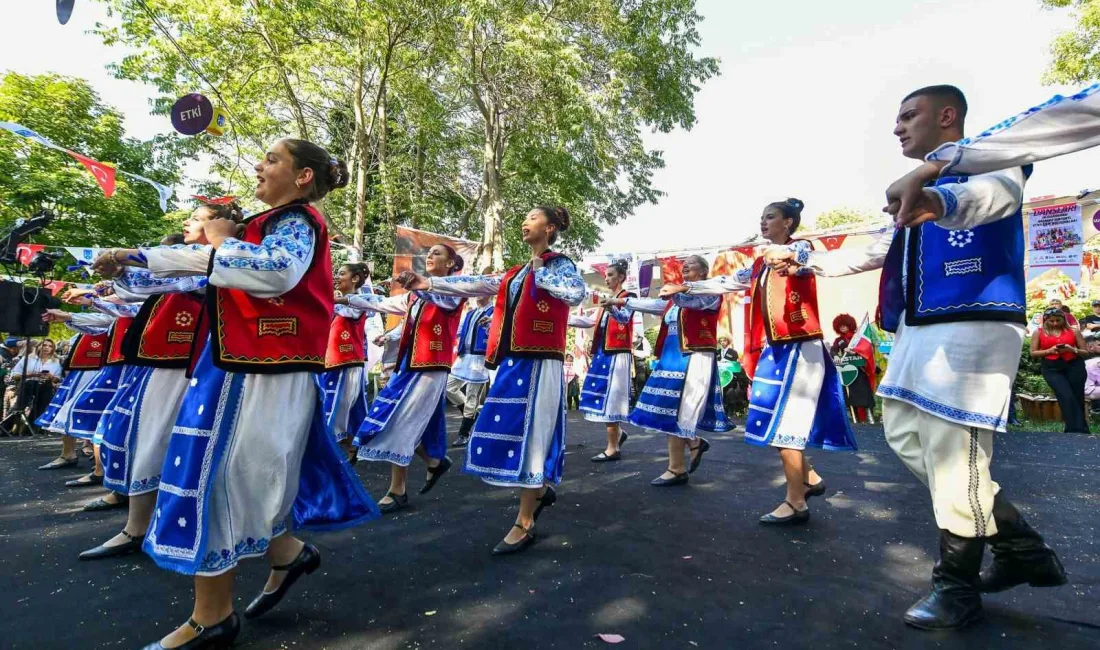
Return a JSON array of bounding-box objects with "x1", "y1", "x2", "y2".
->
[
  {"x1": 378, "y1": 90, "x2": 396, "y2": 225},
  {"x1": 479, "y1": 121, "x2": 505, "y2": 272},
  {"x1": 352, "y1": 65, "x2": 369, "y2": 251}
]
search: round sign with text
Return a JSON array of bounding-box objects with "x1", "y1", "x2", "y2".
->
[{"x1": 170, "y1": 94, "x2": 214, "y2": 136}]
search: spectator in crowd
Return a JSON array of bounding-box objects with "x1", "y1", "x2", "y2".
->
[
  {"x1": 1030, "y1": 307, "x2": 1090, "y2": 434},
  {"x1": 1048, "y1": 298, "x2": 1078, "y2": 328},
  {"x1": 564, "y1": 353, "x2": 580, "y2": 410},
  {"x1": 1084, "y1": 338, "x2": 1100, "y2": 416},
  {"x1": 631, "y1": 331, "x2": 651, "y2": 405},
  {"x1": 718, "y1": 335, "x2": 737, "y2": 361},
  {"x1": 0, "y1": 337, "x2": 19, "y2": 366},
  {"x1": 1081, "y1": 299, "x2": 1100, "y2": 334}
]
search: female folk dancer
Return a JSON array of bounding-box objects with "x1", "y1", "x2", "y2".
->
[
  {"x1": 398, "y1": 206, "x2": 586, "y2": 554},
  {"x1": 446, "y1": 294, "x2": 494, "y2": 447},
  {"x1": 114, "y1": 139, "x2": 376, "y2": 650},
  {"x1": 320, "y1": 262, "x2": 373, "y2": 462},
  {"x1": 615, "y1": 255, "x2": 730, "y2": 486},
  {"x1": 573, "y1": 259, "x2": 635, "y2": 462},
  {"x1": 342, "y1": 245, "x2": 466, "y2": 513},
  {"x1": 35, "y1": 327, "x2": 109, "y2": 472},
  {"x1": 78, "y1": 204, "x2": 242, "y2": 560},
  {"x1": 664, "y1": 199, "x2": 856, "y2": 522}
]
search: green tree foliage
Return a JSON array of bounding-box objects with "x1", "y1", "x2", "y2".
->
[
  {"x1": 1040, "y1": 0, "x2": 1100, "y2": 83},
  {"x1": 0, "y1": 72, "x2": 185, "y2": 251},
  {"x1": 94, "y1": 0, "x2": 717, "y2": 270},
  {"x1": 811, "y1": 207, "x2": 880, "y2": 231}
]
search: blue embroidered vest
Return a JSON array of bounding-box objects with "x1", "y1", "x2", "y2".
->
[
  {"x1": 457, "y1": 305, "x2": 492, "y2": 356},
  {"x1": 879, "y1": 167, "x2": 1030, "y2": 332}
]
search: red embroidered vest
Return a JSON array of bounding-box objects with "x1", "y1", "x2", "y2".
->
[
  {"x1": 395, "y1": 293, "x2": 465, "y2": 372},
  {"x1": 654, "y1": 301, "x2": 720, "y2": 356},
  {"x1": 122, "y1": 292, "x2": 205, "y2": 368},
  {"x1": 325, "y1": 312, "x2": 366, "y2": 370},
  {"x1": 485, "y1": 251, "x2": 573, "y2": 369},
  {"x1": 590, "y1": 290, "x2": 636, "y2": 355},
  {"x1": 209, "y1": 202, "x2": 333, "y2": 373},
  {"x1": 65, "y1": 332, "x2": 108, "y2": 371},
  {"x1": 743, "y1": 246, "x2": 823, "y2": 379},
  {"x1": 106, "y1": 316, "x2": 135, "y2": 365}
]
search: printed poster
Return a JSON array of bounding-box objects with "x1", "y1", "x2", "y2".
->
[{"x1": 1027, "y1": 202, "x2": 1083, "y2": 283}]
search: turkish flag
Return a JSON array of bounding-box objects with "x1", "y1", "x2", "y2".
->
[
  {"x1": 15, "y1": 243, "x2": 45, "y2": 266},
  {"x1": 819, "y1": 234, "x2": 848, "y2": 251},
  {"x1": 43, "y1": 281, "x2": 68, "y2": 295},
  {"x1": 732, "y1": 245, "x2": 756, "y2": 259},
  {"x1": 67, "y1": 150, "x2": 116, "y2": 197},
  {"x1": 659, "y1": 256, "x2": 684, "y2": 285}
]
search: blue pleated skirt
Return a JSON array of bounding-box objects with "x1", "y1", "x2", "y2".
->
[
  {"x1": 629, "y1": 328, "x2": 730, "y2": 439},
  {"x1": 743, "y1": 339, "x2": 857, "y2": 451},
  {"x1": 355, "y1": 365, "x2": 448, "y2": 465},
  {"x1": 66, "y1": 364, "x2": 125, "y2": 440},
  {"x1": 318, "y1": 365, "x2": 368, "y2": 441},
  {"x1": 464, "y1": 357, "x2": 565, "y2": 488},
  {"x1": 35, "y1": 370, "x2": 88, "y2": 431},
  {"x1": 579, "y1": 344, "x2": 633, "y2": 424}
]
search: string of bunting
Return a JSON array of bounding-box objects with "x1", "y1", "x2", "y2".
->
[{"x1": 0, "y1": 121, "x2": 174, "y2": 211}]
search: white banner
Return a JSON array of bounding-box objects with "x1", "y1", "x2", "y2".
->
[
  {"x1": 1028, "y1": 202, "x2": 1084, "y2": 283},
  {"x1": 65, "y1": 247, "x2": 103, "y2": 266}
]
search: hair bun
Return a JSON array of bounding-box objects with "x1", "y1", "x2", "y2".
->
[
  {"x1": 556, "y1": 206, "x2": 571, "y2": 232},
  {"x1": 785, "y1": 198, "x2": 804, "y2": 213},
  {"x1": 328, "y1": 159, "x2": 350, "y2": 190}
]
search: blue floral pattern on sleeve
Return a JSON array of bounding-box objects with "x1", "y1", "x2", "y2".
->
[
  {"x1": 413, "y1": 290, "x2": 464, "y2": 311},
  {"x1": 215, "y1": 213, "x2": 315, "y2": 272},
  {"x1": 672, "y1": 293, "x2": 722, "y2": 311},
  {"x1": 932, "y1": 187, "x2": 958, "y2": 219},
  {"x1": 120, "y1": 268, "x2": 207, "y2": 292},
  {"x1": 534, "y1": 256, "x2": 586, "y2": 305}
]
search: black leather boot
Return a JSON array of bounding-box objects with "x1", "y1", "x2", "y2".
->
[
  {"x1": 979, "y1": 493, "x2": 1067, "y2": 593},
  {"x1": 451, "y1": 416, "x2": 475, "y2": 447},
  {"x1": 903, "y1": 530, "x2": 984, "y2": 630}
]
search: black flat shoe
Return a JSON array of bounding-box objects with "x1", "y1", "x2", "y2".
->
[
  {"x1": 688, "y1": 438, "x2": 710, "y2": 474},
  {"x1": 804, "y1": 480, "x2": 826, "y2": 499},
  {"x1": 533, "y1": 485, "x2": 557, "y2": 521},
  {"x1": 451, "y1": 434, "x2": 470, "y2": 448},
  {"x1": 243, "y1": 543, "x2": 321, "y2": 620},
  {"x1": 618, "y1": 431, "x2": 629, "y2": 447},
  {"x1": 759, "y1": 501, "x2": 810, "y2": 525},
  {"x1": 38, "y1": 456, "x2": 79, "y2": 470},
  {"x1": 80, "y1": 530, "x2": 144, "y2": 561},
  {"x1": 379, "y1": 492, "x2": 409, "y2": 514},
  {"x1": 492, "y1": 524, "x2": 537, "y2": 555},
  {"x1": 140, "y1": 612, "x2": 240, "y2": 650},
  {"x1": 651, "y1": 471, "x2": 689, "y2": 487},
  {"x1": 83, "y1": 495, "x2": 128, "y2": 512},
  {"x1": 590, "y1": 451, "x2": 621, "y2": 462},
  {"x1": 65, "y1": 473, "x2": 103, "y2": 488},
  {"x1": 419, "y1": 456, "x2": 453, "y2": 495}
]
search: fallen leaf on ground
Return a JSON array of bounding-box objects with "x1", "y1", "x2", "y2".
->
[
  {"x1": 424, "y1": 611, "x2": 437, "y2": 616},
  {"x1": 596, "y1": 633, "x2": 625, "y2": 644}
]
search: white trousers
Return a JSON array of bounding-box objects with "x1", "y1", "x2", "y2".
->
[
  {"x1": 883, "y1": 399, "x2": 1000, "y2": 538},
  {"x1": 446, "y1": 375, "x2": 487, "y2": 420}
]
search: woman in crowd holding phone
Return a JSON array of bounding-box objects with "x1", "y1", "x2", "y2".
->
[{"x1": 1031, "y1": 307, "x2": 1090, "y2": 434}]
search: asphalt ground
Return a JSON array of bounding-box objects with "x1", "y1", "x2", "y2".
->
[{"x1": 1, "y1": 413, "x2": 1097, "y2": 649}]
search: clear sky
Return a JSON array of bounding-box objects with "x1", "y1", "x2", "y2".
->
[{"x1": 3, "y1": 1, "x2": 1100, "y2": 253}]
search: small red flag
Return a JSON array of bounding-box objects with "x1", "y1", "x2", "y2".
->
[
  {"x1": 15, "y1": 244, "x2": 45, "y2": 266},
  {"x1": 819, "y1": 234, "x2": 848, "y2": 251},
  {"x1": 191, "y1": 195, "x2": 238, "y2": 205},
  {"x1": 67, "y1": 150, "x2": 117, "y2": 198}
]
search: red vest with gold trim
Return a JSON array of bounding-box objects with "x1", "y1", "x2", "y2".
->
[
  {"x1": 121, "y1": 292, "x2": 205, "y2": 368},
  {"x1": 325, "y1": 312, "x2": 366, "y2": 370},
  {"x1": 106, "y1": 316, "x2": 135, "y2": 365},
  {"x1": 654, "y1": 301, "x2": 720, "y2": 356},
  {"x1": 209, "y1": 202, "x2": 332, "y2": 373},
  {"x1": 743, "y1": 245, "x2": 823, "y2": 379},
  {"x1": 395, "y1": 293, "x2": 465, "y2": 372},
  {"x1": 65, "y1": 332, "x2": 108, "y2": 371},
  {"x1": 591, "y1": 289, "x2": 636, "y2": 355},
  {"x1": 485, "y1": 251, "x2": 573, "y2": 369}
]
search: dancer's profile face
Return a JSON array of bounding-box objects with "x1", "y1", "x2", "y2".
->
[
  {"x1": 254, "y1": 140, "x2": 310, "y2": 206},
  {"x1": 682, "y1": 259, "x2": 705, "y2": 282},
  {"x1": 521, "y1": 209, "x2": 553, "y2": 246},
  {"x1": 605, "y1": 266, "x2": 624, "y2": 289},
  {"x1": 335, "y1": 266, "x2": 359, "y2": 293},
  {"x1": 894, "y1": 95, "x2": 941, "y2": 160},
  {"x1": 759, "y1": 206, "x2": 791, "y2": 244},
  {"x1": 424, "y1": 245, "x2": 454, "y2": 277},
  {"x1": 183, "y1": 207, "x2": 217, "y2": 245}
]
